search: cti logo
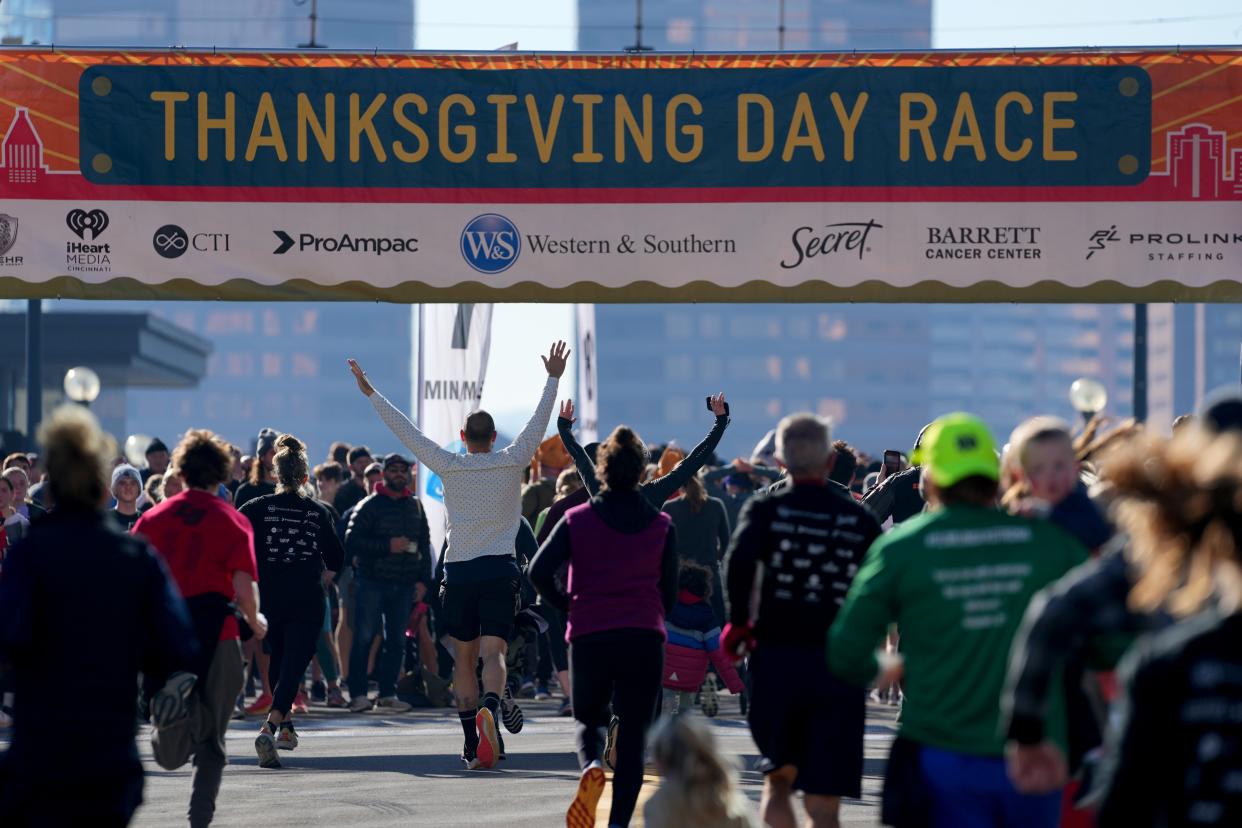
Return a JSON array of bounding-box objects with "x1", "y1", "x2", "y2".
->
[
  {"x1": 153, "y1": 224, "x2": 189, "y2": 258},
  {"x1": 460, "y1": 214, "x2": 520, "y2": 274}
]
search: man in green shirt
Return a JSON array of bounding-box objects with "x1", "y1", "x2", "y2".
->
[{"x1": 828, "y1": 413, "x2": 1086, "y2": 828}]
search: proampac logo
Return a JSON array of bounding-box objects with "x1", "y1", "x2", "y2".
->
[
  {"x1": 272, "y1": 230, "x2": 417, "y2": 256},
  {"x1": 461, "y1": 214, "x2": 520, "y2": 274},
  {"x1": 66, "y1": 208, "x2": 109, "y2": 240}
]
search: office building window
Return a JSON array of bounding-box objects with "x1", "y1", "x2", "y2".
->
[
  {"x1": 291, "y1": 354, "x2": 317, "y2": 378},
  {"x1": 817, "y1": 314, "x2": 847, "y2": 341},
  {"x1": 223, "y1": 353, "x2": 254, "y2": 377},
  {"x1": 262, "y1": 311, "x2": 281, "y2": 337},
  {"x1": 666, "y1": 18, "x2": 694, "y2": 44},
  {"x1": 293, "y1": 310, "x2": 318, "y2": 335},
  {"x1": 665, "y1": 397, "x2": 693, "y2": 424},
  {"x1": 699, "y1": 314, "x2": 723, "y2": 338},
  {"x1": 666, "y1": 355, "x2": 694, "y2": 381},
  {"x1": 818, "y1": 398, "x2": 847, "y2": 422},
  {"x1": 205, "y1": 310, "x2": 254, "y2": 335}
]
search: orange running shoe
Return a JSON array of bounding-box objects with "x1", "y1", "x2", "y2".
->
[
  {"x1": 475, "y1": 707, "x2": 500, "y2": 769},
  {"x1": 292, "y1": 692, "x2": 310, "y2": 715},
  {"x1": 244, "y1": 692, "x2": 273, "y2": 716},
  {"x1": 566, "y1": 764, "x2": 605, "y2": 828}
]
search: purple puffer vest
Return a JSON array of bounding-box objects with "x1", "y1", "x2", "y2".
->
[{"x1": 563, "y1": 502, "x2": 671, "y2": 642}]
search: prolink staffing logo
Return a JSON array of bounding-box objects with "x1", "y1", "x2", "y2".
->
[
  {"x1": 1086, "y1": 224, "x2": 1242, "y2": 261},
  {"x1": 0, "y1": 213, "x2": 22, "y2": 267},
  {"x1": 461, "y1": 214, "x2": 520, "y2": 274},
  {"x1": 1085, "y1": 226, "x2": 1120, "y2": 260},
  {"x1": 65, "y1": 208, "x2": 111, "y2": 273}
]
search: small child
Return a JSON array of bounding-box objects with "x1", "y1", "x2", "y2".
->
[
  {"x1": 1003, "y1": 416, "x2": 1112, "y2": 552},
  {"x1": 1004, "y1": 415, "x2": 1113, "y2": 828},
  {"x1": 663, "y1": 563, "x2": 744, "y2": 716},
  {"x1": 643, "y1": 714, "x2": 756, "y2": 828}
]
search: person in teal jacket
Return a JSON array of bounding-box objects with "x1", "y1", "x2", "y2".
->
[{"x1": 827, "y1": 412, "x2": 1087, "y2": 828}]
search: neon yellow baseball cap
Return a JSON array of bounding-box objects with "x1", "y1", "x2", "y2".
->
[{"x1": 911, "y1": 413, "x2": 999, "y2": 487}]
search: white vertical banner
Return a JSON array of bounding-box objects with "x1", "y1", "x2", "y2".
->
[
  {"x1": 416, "y1": 303, "x2": 493, "y2": 561},
  {"x1": 575, "y1": 303, "x2": 600, "y2": 443}
]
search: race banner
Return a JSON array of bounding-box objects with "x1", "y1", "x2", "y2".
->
[
  {"x1": 416, "y1": 303, "x2": 493, "y2": 559},
  {"x1": 0, "y1": 48, "x2": 1240, "y2": 301},
  {"x1": 574, "y1": 303, "x2": 600, "y2": 444}
]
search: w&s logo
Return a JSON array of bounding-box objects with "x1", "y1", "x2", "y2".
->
[{"x1": 460, "y1": 214, "x2": 520, "y2": 274}]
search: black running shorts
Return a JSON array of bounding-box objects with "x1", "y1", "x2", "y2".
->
[
  {"x1": 748, "y1": 643, "x2": 866, "y2": 798},
  {"x1": 439, "y1": 576, "x2": 518, "y2": 642}
]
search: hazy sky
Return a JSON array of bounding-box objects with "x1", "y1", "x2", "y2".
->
[{"x1": 413, "y1": 0, "x2": 1238, "y2": 435}]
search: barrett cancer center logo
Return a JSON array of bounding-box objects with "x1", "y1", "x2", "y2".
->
[{"x1": 461, "y1": 213, "x2": 520, "y2": 274}]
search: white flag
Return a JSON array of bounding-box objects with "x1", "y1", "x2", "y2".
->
[
  {"x1": 416, "y1": 303, "x2": 493, "y2": 562},
  {"x1": 575, "y1": 303, "x2": 600, "y2": 443}
]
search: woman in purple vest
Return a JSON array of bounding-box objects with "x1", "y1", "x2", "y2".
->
[{"x1": 529, "y1": 425, "x2": 680, "y2": 828}]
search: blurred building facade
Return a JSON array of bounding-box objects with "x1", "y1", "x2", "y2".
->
[
  {"x1": 578, "y1": 0, "x2": 930, "y2": 52},
  {"x1": 45, "y1": 300, "x2": 412, "y2": 463},
  {"x1": 0, "y1": 0, "x2": 414, "y2": 49},
  {"x1": 3, "y1": 1, "x2": 416, "y2": 459},
  {"x1": 582, "y1": 0, "x2": 1234, "y2": 458},
  {"x1": 596, "y1": 305, "x2": 1138, "y2": 461}
]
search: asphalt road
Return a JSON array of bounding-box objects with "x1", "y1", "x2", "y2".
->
[{"x1": 118, "y1": 696, "x2": 896, "y2": 827}]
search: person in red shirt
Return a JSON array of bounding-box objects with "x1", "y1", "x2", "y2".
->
[{"x1": 134, "y1": 429, "x2": 267, "y2": 828}]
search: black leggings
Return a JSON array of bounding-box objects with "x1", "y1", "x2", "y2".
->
[
  {"x1": 545, "y1": 605, "x2": 569, "y2": 673},
  {"x1": 267, "y1": 617, "x2": 320, "y2": 716},
  {"x1": 570, "y1": 629, "x2": 664, "y2": 828}
]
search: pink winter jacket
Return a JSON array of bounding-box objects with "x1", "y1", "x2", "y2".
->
[{"x1": 662, "y1": 592, "x2": 745, "y2": 693}]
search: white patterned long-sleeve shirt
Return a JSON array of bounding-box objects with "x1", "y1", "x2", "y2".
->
[{"x1": 368, "y1": 376, "x2": 559, "y2": 565}]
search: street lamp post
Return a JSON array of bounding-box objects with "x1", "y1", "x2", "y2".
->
[
  {"x1": 1069, "y1": 377, "x2": 1108, "y2": 425},
  {"x1": 124, "y1": 433, "x2": 153, "y2": 467},
  {"x1": 63, "y1": 366, "x2": 101, "y2": 408}
]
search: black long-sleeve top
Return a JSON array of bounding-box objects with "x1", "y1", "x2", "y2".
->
[
  {"x1": 0, "y1": 510, "x2": 197, "y2": 776},
  {"x1": 725, "y1": 481, "x2": 881, "y2": 648},
  {"x1": 1002, "y1": 541, "x2": 1165, "y2": 745},
  {"x1": 241, "y1": 491, "x2": 345, "y2": 622},
  {"x1": 703, "y1": 463, "x2": 782, "y2": 530},
  {"x1": 558, "y1": 412, "x2": 729, "y2": 508},
  {"x1": 861, "y1": 465, "x2": 925, "y2": 524},
  {"x1": 1095, "y1": 609, "x2": 1242, "y2": 827}
]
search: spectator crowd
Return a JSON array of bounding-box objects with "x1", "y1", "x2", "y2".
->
[{"x1": 1, "y1": 340, "x2": 1241, "y2": 828}]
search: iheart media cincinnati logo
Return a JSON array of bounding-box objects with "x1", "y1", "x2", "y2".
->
[{"x1": 66, "y1": 208, "x2": 109, "y2": 240}]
